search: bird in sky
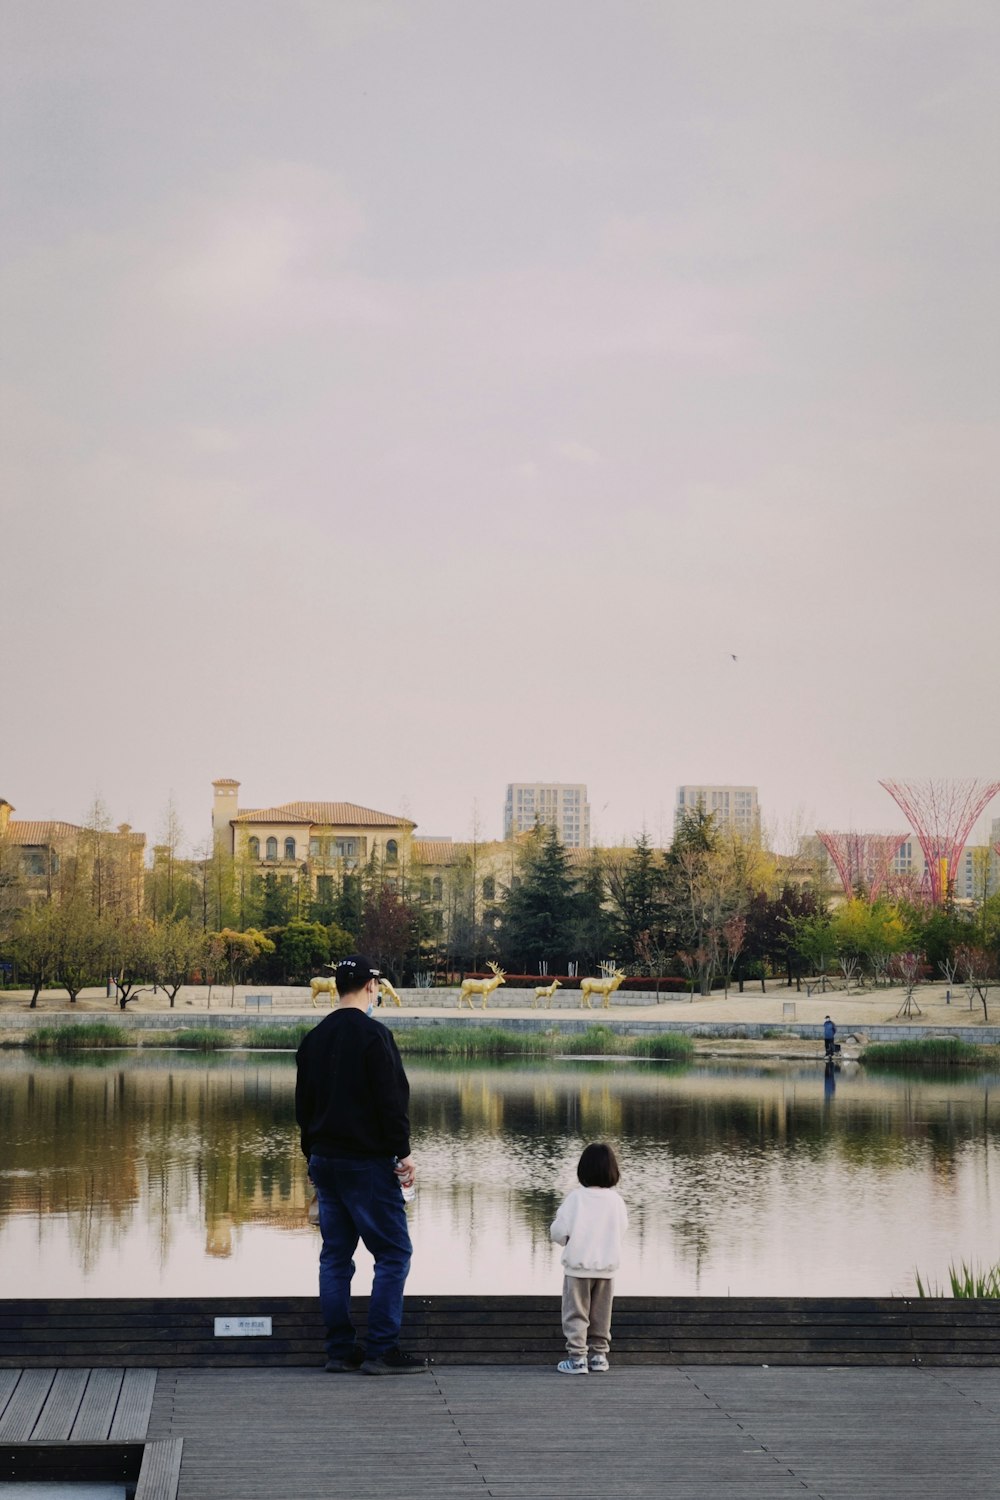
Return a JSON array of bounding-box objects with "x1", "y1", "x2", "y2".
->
[{"x1": 730, "y1": 654, "x2": 738, "y2": 662}]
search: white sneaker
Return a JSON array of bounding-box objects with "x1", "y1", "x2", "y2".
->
[
  {"x1": 557, "y1": 1356, "x2": 588, "y2": 1375},
  {"x1": 588, "y1": 1353, "x2": 610, "y2": 1372}
]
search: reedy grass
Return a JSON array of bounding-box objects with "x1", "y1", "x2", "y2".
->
[
  {"x1": 244, "y1": 1024, "x2": 313, "y2": 1049},
  {"x1": 914, "y1": 1261, "x2": 1000, "y2": 1298},
  {"x1": 171, "y1": 1027, "x2": 229, "y2": 1050},
  {"x1": 629, "y1": 1032, "x2": 695, "y2": 1059},
  {"x1": 24, "y1": 1023, "x2": 130, "y2": 1051},
  {"x1": 392, "y1": 1025, "x2": 547, "y2": 1056},
  {"x1": 5, "y1": 1017, "x2": 696, "y2": 1061},
  {"x1": 863, "y1": 1037, "x2": 995, "y2": 1070},
  {"x1": 558, "y1": 1025, "x2": 624, "y2": 1055}
]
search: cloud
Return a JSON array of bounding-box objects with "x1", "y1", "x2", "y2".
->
[
  {"x1": 552, "y1": 441, "x2": 599, "y2": 466},
  {"x1": 152, "y1": 162, "x2": 393, "y2": 329}
]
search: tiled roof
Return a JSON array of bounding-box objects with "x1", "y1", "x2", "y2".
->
[
  {"x1": 233, "y1": 801, "x2": 415, "y2": 828},
  {"x1": 412, "y1": 839, "x2": 460, "y2": 864},
  {"x1": 233, "y1": 807, "x2": 314, "y2": 826},
  {"x1": 5, "y1": 820, "x2": 82, "y2": 846}
]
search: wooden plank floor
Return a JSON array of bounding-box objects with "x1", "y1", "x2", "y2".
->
[
  {"x1": 0, "y1": 1367, "x2": 155, "y2": 1441},
  {"x1": 145, "y1": 1364, "x2": 1000, "y2": 1499}
]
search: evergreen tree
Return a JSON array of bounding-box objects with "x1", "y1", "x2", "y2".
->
[{"x1": 498, "y1": 825, "x2": 579, "y2": 973}]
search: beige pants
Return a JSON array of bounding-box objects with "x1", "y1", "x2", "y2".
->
[{"x1": 561, "y1": 1274, "x2": 614, "y2": 1357}]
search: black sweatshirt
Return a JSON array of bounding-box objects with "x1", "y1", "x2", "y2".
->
[{"x1": 294, "y1": 1008, "x2": 411, "y2": 1162}]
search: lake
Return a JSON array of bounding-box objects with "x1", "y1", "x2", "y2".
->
[{"x1": 2, "y1": 1050, "x2": 1000, "y2": 1299}]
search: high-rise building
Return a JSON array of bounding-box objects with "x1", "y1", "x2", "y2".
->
[
  {"x1": 675, "y1": 785, "x2": 760, "y2": 839},
  {"x1": 504, "y1": 783, "x2": 590, "y2": 848}
]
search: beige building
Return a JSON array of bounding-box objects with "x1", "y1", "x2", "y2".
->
[
  {"x1": 212, "y1": 779, "x2": 416, "y2": 896},
  {"x1": 675, "y1": 785, "x2": 760, "y2": 839},
  {"x1": 0, "y1": 797, "x2": 146, "y2": 910},
  {"x1": 504, "y1": 783, "x2": 590, "y2": 847}
]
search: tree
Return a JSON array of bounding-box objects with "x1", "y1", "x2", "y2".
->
[
  {"x1": 605, "y1": 834, "x2": 666, "y2": 967},
  {"x1": 276, "y1": 920, "x2": 330, "y2": 982},
  {"x1": 719, "y1": 914, "x2": 747, "y2": 998},
  {"x1": 956, "y1": 945, "x2": 996, "y2": 1022},
  {"x1": 568, "y1": 855, "x2": 615, "y2": 972},
  {"x1": 10, "y1": 902, "x2": 60, "y2": 1007},
  {"x1": 790, "y1": 911, "x2": 835, "y2": 992},
  {"x1": 212, "y1": 928, "x2": 274, "y2": 1002},
  {"x1": 828, "y1": 899, "x2": 911, "y2": 986},
  {"x1": 149, "y1": 918, "x2": 206, "y2": 1008},
  {"x1": 107, "y1": 916, "x2": 155, "y2": 1009},
  {"x1": 360, "y1": 887, "x2": 418, "y2": 980},
  {"x1": 498, "y1": 826, "x2": 580, "y2": 974},
  {"x1": 54, "y1": 899, "x2": 108, "y2": 1003}
]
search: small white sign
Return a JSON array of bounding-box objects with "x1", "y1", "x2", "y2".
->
[{"x1": 214, "y1": 1316, "x2": 273, "y2": 1337}]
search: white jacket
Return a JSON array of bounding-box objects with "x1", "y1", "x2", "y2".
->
[{"x1": 550, "y1": 1186, "x2": 628, "y2": 1279}]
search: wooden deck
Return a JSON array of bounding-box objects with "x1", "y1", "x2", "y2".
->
[
  {"x1": 0, "y1": 1367, "x2": 181, "y2": 1497},
  {"x1": 4, "y1": 1362, "x2": 1000, "y2": 1496},
  {"x1": 145, "y1": 1363, "x2": 1000, "y2": 1499}
]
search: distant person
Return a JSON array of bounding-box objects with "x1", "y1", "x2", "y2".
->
[
  {"x1": 823, "y1": 1015, "x2": 837, "y2": 1058},
  {"x1": 549, "y1": 1142, "x2": 628, "y2": 1374},
  {"x1": 295, "y1": 955, "x2": 427, "y2": 1377}
]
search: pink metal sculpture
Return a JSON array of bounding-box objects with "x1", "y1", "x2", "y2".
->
[
  {"x1": 879, "y1": 779, "x2": 1000, "y2": 904},
  {"x1": 816, "y1": 831, "x2": 909, "y2": 901}
]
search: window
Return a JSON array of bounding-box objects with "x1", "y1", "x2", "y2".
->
[
  {"x1": 432, "y1": 877, "x2": 443, "y2": 901},
  {"x1": 335, "y1": 839, "x2": 357, "y2": 859},
  {"x1": 22, "y1": 851, "x2": 46, "y2": 878},
  {"x1": 266, "y1": 836, "x2": 278, "y2": 861},
  {"x1": 284, "y1": 837, "x2": 296, "y2": 860},
  {"x1": 248, "y1": 837, "x2": 260, "y2": 859},
  {"x1": 385, "y1": 839, "x2": 398, "y2": 863},
  {"x1": 482, "y1": 876, "x2": 495, "y2": 901},
  {"x1": 309, "y1": 837, "x2": 320, "y2": 858},
  {"x1": 421, "y1": 878, "x2": 432, "y2": 900}
]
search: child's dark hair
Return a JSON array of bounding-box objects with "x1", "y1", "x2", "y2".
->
[{"x1": 577, "y1": 1142, "x2": 620, "y2": 1188}]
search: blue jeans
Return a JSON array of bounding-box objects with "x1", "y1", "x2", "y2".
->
[{"x1": 308, "y1": 1154, "x2": 413, "y2": 1361}]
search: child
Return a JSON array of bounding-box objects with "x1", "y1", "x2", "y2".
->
[{"x1": 549, "y1": 1142, "x2": 628, "y2": 1374}]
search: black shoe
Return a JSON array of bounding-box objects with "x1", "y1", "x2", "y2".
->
[
  {"x1": 360, "y1": 1347, "x2": 429, "y2": 1376},
  {"x1": 324, "y1": 1344, "x2": 365, "y2": 1372}
]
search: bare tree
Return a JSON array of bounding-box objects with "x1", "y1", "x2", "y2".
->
[
  {"x1": 956, "y1": 945, "x2": 995, "y2": 1022},
  {"x1": 893, "y1": 952, "x2": 923, "y2": 1018}
]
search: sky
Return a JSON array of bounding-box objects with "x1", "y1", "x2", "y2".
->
[{"x1": 3, "y1": 0, "x2": 999, "y2": 855}]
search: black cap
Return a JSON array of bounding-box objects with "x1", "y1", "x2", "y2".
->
[{"x1": 335, "y1": 955, "x2": 381, "y2": 996}]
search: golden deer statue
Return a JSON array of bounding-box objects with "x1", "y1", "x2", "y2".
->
[
  {"x1": 580, "y1": 967, "x2": 627, "y2": 1009},
  {"x1": 379, "y1": 978, "x2": 402, "y2": 1008},
  {"x1": 533, "y1": 978, "x2": 561, "y2": 1008},
  {"x1": 310, "y1": 976, "x2": 336, "y2": 1007},
  {"x1": 458, "y1": 961, "x2": 506, "y2": 1010},
  {"x1": 311, "y1": 975, "x2": 403, "y2": 1008}
]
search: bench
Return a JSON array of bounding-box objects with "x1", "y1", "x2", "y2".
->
[{"x1": 244, "y1": 995, "x2": 273, "y2": 1013}]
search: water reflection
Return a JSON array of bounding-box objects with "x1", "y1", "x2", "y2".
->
[{"x1": 2, "y1": 1052, "x2": 1000, "y2": 1298}]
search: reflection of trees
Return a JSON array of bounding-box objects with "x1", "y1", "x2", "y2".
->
[
  {"x1": 0, "y1": 1054, "x2": 309, "y2": 1272},
  {"x1": 406, "y1": 1060, "x2": 1000, "y2": 1283},
  {"x1": 5, "y1": 1053, "x2": 1000, "y2": 1292}
]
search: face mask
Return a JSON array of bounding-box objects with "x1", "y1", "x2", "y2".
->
[{"x1": 366, "y1": 1002, "x2": 375, "y2": 1017}]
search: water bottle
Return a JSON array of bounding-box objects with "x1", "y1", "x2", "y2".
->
[{"x1": 394, "y1": 1157, "x2": 415, "y2": 1204}]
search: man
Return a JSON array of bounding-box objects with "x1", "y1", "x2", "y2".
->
[
  {"x1": 823, "y1": 1014, "x2": 837, "y2": 1059},
  {"x1": 295, "y1": 955, "x2": 427, "y2": 1376}
]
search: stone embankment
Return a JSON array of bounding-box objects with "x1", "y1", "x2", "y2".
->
[{"x1": 2, "y1": 981, "x2": 1000, "y2": 1045}]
